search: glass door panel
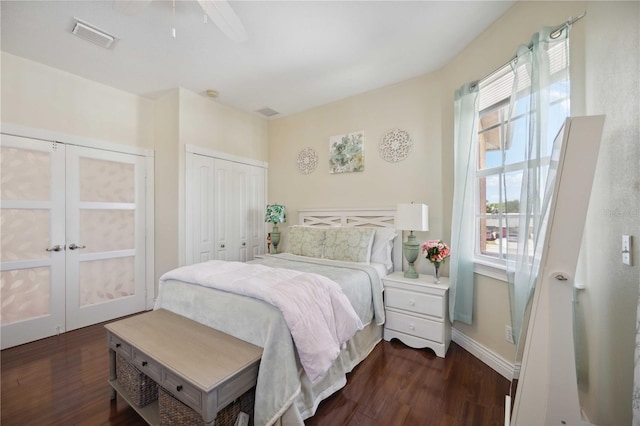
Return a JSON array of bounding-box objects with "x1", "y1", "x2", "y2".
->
[
  {"x1": 79, "y1": 257, "x2": 135, "y2": 307},
  {"x1": 79, "y1": 209, "x2": 135, "y2": 254}
]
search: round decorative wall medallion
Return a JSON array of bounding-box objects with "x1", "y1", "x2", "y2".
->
[
  {"x1": 379, "y1": 129, "x2": 413, "y2": 163},
  {"x1": 297, "y1": 147, "x2": 318, "y2": 174}
]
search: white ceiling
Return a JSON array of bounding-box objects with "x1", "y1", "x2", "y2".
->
[{"x1": 1, "y1": 1, "x2": 514, "y2": 118}]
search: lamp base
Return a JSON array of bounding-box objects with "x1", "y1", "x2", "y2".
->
[
  {"x1": 404, "y1": 264, "x2": 418, "y2": 279},
  {"x1": 270, "y1": 224, "x2": 280, "y2": 254},
  {"x1": 403, "y1": 231, "x2": 420, "y2": 279}
]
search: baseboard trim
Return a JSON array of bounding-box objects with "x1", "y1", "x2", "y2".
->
[{"x1": 451, "y1": 328, "x2": 515, "y2": 380}]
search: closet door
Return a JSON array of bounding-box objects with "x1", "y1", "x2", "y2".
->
[
  {"x1": 187, "y1": 154, "x2": 215, "y2": 264},
  {"x1": 246, "y1": 165, "x2": 266, "y2": 259},
  {"x1": 64, "y1": 145, "x2": 147, "y2": 330},
  {"x1": 214, "y1": 158, "x2": 233, "y2": 260},
  {"x1": 233, "y1": 163, "x2": 249, "y2": 262},
  {"x1": 0, "y1": 135, "x2": 66, "y2": 349},
  {"x1": 186, "y1": 152, "x2": 266, "y2": 265}
]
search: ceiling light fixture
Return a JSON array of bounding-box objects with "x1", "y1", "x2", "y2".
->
[
  {"x1": 206, "y1": 89, "x2": 219, "y2": 97},
  {"x1": 71, "y1": 18, "x2": 116, "y2": 49}
]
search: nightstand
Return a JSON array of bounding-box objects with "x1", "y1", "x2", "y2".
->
[{"x1": 383, "y1": 271, "x2": 451, "y2": 357}]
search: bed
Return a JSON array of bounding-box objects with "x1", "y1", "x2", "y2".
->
[{"x1": 154, "y1": 208, "x2": 401, "y2": 425}]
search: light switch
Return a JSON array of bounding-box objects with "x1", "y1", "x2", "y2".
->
[{"x1": 622, "y1": 235, "x2": 632, "y2": 266}]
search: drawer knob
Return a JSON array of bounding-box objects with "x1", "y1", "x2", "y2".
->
[
  {"x1": 409, "y1": 300, "x2": 415, "y2": 306},
  {"x1": 176, "y1": 385, "x2": 183, "y2": 392},
  {"x1": 115, "y1": 343, "x2": 121, "y2": 348},
  {"x1": 142, "y1": 361, "x2": 148, "y2": 367},
  {"x1": 409, "y1": 324, "x2": 415, "y2": 330}
]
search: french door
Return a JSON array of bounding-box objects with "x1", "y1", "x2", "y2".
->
[
  {"x1": 0, "y1": 135, "x2": 66, "y2": 348},
  {"x1": 1, "y1": 134, "x2": 148, "y2": 349}
]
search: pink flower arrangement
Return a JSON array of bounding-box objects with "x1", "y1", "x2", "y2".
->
[{"x1": 421, "y1": 240, "x2": 451, "y2": 264}]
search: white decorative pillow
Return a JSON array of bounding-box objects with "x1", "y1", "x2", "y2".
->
[
  {"x1": 286, "y1": 226, "x2": 326, "y2": 258},
  {"x1": 323, "y1": 227, "x2": 375, "y2": 263},
  {"x1": 368, "y1": 227, "x2": 397, "y2": 272}
]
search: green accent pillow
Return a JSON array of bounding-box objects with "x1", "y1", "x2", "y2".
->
[
  {"x1": 323, "y1": 227, "x2": 375, "y2": 263},
  {"x1": 286, "y1": 226, "x2": 326, "y2": 258}
]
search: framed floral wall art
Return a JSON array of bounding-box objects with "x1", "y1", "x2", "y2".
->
[{"x1": 329, "y1": 130, "x2": 364, "y2": 174}]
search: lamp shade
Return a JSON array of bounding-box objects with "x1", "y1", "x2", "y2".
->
[
  {"x1": 396, "y1": 203, "x2": 429, "y2": 231},
  {"x1": 265, "y1": 204, "x2": 286, "y2": 224}
]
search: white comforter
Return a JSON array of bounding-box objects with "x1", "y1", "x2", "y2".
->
[{"x1": 159, "y1": 260, "x2": 363, "y2": 384}]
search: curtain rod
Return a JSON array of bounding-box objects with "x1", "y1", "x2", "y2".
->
[{"x1": 474, "y1": 12, "x2": 587, "y2": 87}]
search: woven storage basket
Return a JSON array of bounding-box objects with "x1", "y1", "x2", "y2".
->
[
  {"x1": 159, "y1": 386, "x2": 255, "y2": 426},
  {"x1": 116, "y1": 353, "x2": 158, "y2": 408}
]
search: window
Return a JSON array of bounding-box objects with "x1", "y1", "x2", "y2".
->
[{"x1": 474, "y1": 43, "x2": 570, "y2": 267}]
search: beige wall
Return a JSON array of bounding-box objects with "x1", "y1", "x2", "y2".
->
[
  {"x1": 0, "y1": 52, "x2": 154, "y2": 148},
  {"x1": 578, "y1": 2, "x2": 640, "y2": 425},
  {"x1": 153, "y1": 90, "x2": 180, "y2": 285},
  {"x1": 268, "y1": 73, "x2": 443, "y2": 276},
  {"x1": 178, "y1": 89, "x2": 269, "y2": 161}
]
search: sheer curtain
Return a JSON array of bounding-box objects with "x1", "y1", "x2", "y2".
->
[
  {"x1": 450, "y1": 26, "x2": 570, "y2": 331},
  {"x1": 449, "y1": 82, "x2": 479, "y2": 325},
  {"x1": 506, "y1": 26, "x2": 571, "y2": 344}
]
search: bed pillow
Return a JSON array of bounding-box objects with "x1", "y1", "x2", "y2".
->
[
  {"x1": 286, "y1": 226, "x2": 326, "y2": 258},
  {"x1": 323, "y1": 227, "x2": 375, "y2": 263},
  {"x1": 368, "y1": 227, "x2": 397, "y2": 272}
]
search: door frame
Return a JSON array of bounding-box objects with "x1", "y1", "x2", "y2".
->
[{"x1": 1, "y1": 123, "x2": 155, "y2": 311}]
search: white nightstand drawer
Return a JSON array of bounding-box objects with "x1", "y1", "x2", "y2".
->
[
  {"x1": 385, "y1": 310, "x2": 444, "y2": 343},
  {"x1": 385, "y1": 287, "x2": 444, "y2": 319}
]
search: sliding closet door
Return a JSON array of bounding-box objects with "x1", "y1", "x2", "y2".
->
[
  {"x1": 64, "y1": 145, "x2": 146, "y2": 330},
  {"x1": 0, "y1": 135, "x2": 66, "y2": 349}
]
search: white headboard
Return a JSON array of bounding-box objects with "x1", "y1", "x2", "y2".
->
[{"x1": 297, "y1": 208, "x2": 402, "y2": 272}]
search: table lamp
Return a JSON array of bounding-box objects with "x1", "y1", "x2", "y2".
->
[
  {"x1": 396, "y1": 203, "x2": 429, "y2": 278},
  {"x1": 265, "y1": 204, "x2": 286, "y2": 253}
]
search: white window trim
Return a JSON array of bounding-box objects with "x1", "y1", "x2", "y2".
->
[{"x1": 474, "y1": 258, "x2": 508, "y2": 282}]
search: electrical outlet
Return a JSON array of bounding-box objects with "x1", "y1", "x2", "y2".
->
[{"x1": 505, "y1": 325, "x2": 514, "y2": 344}]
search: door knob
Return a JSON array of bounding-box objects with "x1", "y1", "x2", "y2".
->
[
  {"x1": 68, "y1": 243, "x2": 86, "y2": 250},
  {"x1": 46, "y1": 245, "x2": 64, "y2": 252}
]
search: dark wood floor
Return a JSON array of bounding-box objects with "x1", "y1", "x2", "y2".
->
[{"x1": 1, "y1": 315, "x2": 510, "y2": 426}]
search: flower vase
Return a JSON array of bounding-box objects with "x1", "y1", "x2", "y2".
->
[{"x1": 433, "y1": 262, "x2": 441, "y2": 283}]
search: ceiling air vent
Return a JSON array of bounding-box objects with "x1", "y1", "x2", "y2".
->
[
  {"x1": 256, "y1": 107, "x2": 279, "y2": 118},
  {"x1": 71, "y1": 18, "x2": 116, "y2": 49}
]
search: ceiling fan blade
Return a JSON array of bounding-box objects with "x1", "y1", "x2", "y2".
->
[
  {"x1": 197, "y1": 0, "x2": 248, "y2": 43},
  {"x1": 113, "y1": 0, "x2": 153, "y2": 16}
]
